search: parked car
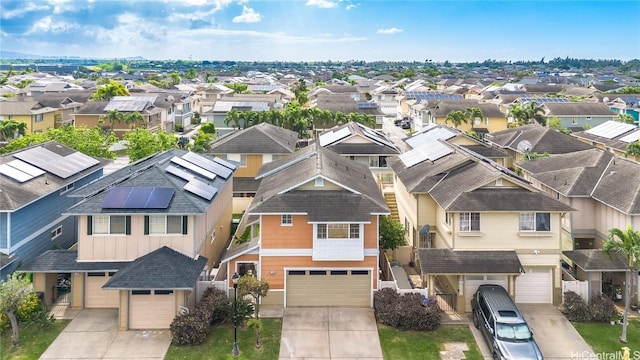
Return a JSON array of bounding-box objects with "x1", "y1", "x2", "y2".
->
[{"x1": 471, "y1": 284, "x2": 544, "y2": 360}]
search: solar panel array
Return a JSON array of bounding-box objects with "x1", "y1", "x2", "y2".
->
[
  {"x1": 318, "y1": 127, "x2": 351, "y2": 146},
  {"x1": 166, "y1": 152, "x2": 236, "y2": 200},
  {"x1": 357, "y1": 102, "x2": 377, "y2": 109},
  {"x1": 357, "y1": 124, "x2": 396, "y2": 149},
  {"x1": 13, "y1": 147, "x2": 99, "y2": 179},
  {"x1": 248, "y1": 85, "x2": 285, "y2": 92},
  {"x1": 0, "y1": 159, "x2": 47, "y2": 183},
  {"x1": 585, "y1": 121, "x2": 636, "y2": 139},
  {"x1": 518, "y1": 97, "x2": 570, "y2": 106},
  {"x1": 399, "y1": 141, "x2": 453, "y2": 168},
  {"x1": 104, "y1": 96, "x2": 154, "y2": 112},
  {"x1": 405, "y1": 91, "x2": 463, "y2": 101},
  {"x1": 406, "y1": 127, "x2": 456, "y2": 149},
  {"x1": 102, "y1": 187, "x2": 175, "y2": 209},
  {"x1": 619, "y1": 96, "x2": 640, "y2": 106},
  {"x1": 619, "y1": 129, "x2": 640, "y2": 143}
]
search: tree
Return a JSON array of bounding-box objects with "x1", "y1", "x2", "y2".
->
[
  {"x1": 616, "y1": 113, "x2": 635, "y2": 124},
  {"x1": 124, "y1": 129, "x2": 177, "y2": 162},
  {"x1": 122, "y1": 111, "x2": 145, "y2": 129},
  {"x1": 603, "y1": 225, "x2": 640, "y2": 343},
  {"x1": 379, "y1": 215, "x2": 406, "y2": 251},
  {"x1": 445, "y1": 110, "x2": 468, "y2": 128},
  {"x1": 0, "y1": 273, "x2": 34, "y2": 346},
  {"x1": 91, "y1": 80, "x2": 129, "y2": 101},
  {"x1": 465, "y1": 107, "x2": 484, "y2": 126},
  {"x1": 99, "y1": 109, "x2": 124, "y2": 131},
  {"x1": 0, "y1": 120, "x2": 27, "y2": 141},
  {"x1": 169, "y1": 72, "x2": 182, "y2": 86},
  {"x1": 625, "y1": 140, "x2": 640, "y2": 157},
  {"x1": 224, "y1": 109, "x2": 241, "y2": 130},
  {"x1": 237, "y1": 275, "x2": 269, "y2": 348}
]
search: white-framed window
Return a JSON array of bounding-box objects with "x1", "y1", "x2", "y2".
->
[
  {"x1": 149, "y1": 215, "x2": 183, "y2": 234},
  {"x1": 35, "y1": 114, "x2": 43, "y2": 123},
  {"x1": 445, "y1": 213, "x2": 452, "y2": 226},
  {"x1": 316, "y1": 224, "x2": 359, "y2": 239},
  {"x1": 315, "y1": 178, "x2": 324, "y2": 187},
  {"x1": 519, "y1": 212, "x2": 551, "y2": 232},
  {"x1": 60, "y1": 182, "x2": 74, "y2": 194},
  {"x1": 93, "y1": 215, "x2": 126, "y2": 235},
  {"x1": 459, "y1": 212, "x2": 480, "y2": 232},
  {"x1": 51, "y1": 226, "x2": 62, "y2": 240},
  {"x1": 227, "y1": 154, "x2": 247, "y2": 167},
  {"x1": 281, "y1": 214, "x2": 292, "y2": 226}
]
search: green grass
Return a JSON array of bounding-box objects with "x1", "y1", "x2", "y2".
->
[
  {"x1": 164, "y1": 318, "x2": 282, "y2": 360},
  {"x1": 1, "y1": 320, "x2": 69, "y2": 360},
  {"x1": 378, "y1": 324, "x2": 484, "y2": 360},
  {"x1": 573, "y1": 319, "x2": 640, "y2": 355}
]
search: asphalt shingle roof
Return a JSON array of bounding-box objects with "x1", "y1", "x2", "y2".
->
[
  {"x1": 416, "y1": 249, "x2": 523, "y2": 274},
  {"x1": 487, "y1": 124, "x2": 593, "y2": 154},
  {"x1": 446, "y1": 188, "x2": 574, "y2": 212},
  {"x1": 18, "y1": 250, "x2": 127, "y2": 273},
  {"x1": 209, "y1": 123, "x2": 298, "y2": 154},
  {"x1": 590, "y1": 157, "x2": 640, "y2": 215},
  {"x1": 563, "y1": 249, "x2": 628, "y2": 271}
]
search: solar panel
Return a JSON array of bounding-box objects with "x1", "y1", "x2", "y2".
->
[
  {"x1": 66, "y1": 151, "x2": 100, "y2": 168},
  {"x1": 7, "y1": 160, "x2": 45, "y2": 177},
  {"x1": 357, "y1": 102, "x2": 377, "y2": 109},
  {"x1": 13, "y1": 147, "x2": 98, "y2": 178},
  {"x1": 585, "y1": 121, "x2": 635, "y2": 139},
  {"x1": 406, "y1": 128, "x2": 456, "y2": 148},
  {"x1": 399, "y1": 149, "x2": 427, "y2": 167},
  {"x1": 165, "y1": 165, "x2": 194, "y2": 181},
  {"x1": 182, "y1": 152, "x2": 233, "y2": 179},
  {"x1": 619, "y1": 130, "x2": 640, "y2": 143},
  {"x1": 40, "y1": 162, "x2": 76, "y2": 179},
  {"x1": 102, "y1": 187, "x2": 175, "y2": 209},
  {"x1": 170, "y1": 156, "x2": 216, "y2": 180},
  {"x1": 212, "y1": 156, "x2": 237, "y2": 170},
  {"x1": 14, "y1": 147, "x2": 61, "y2": 167},
  {"x1": 0, "y1": 163, "x2": 33, "y2": 182},
  {"x1": 123, "y1": 187, "x2": 154, "y2": 208},
  {"x1": 399, "y1": 141, "x2": 453, "y2": 168},
  {"x1": 102, "y1": 187, "x2": 132, "y2": 208},
  {"x1": 184, "y1": 179, "x2": 218, "y2": 200},
  {"x1": 145, "y1": 188, "x2": 175, "y2": 208}
]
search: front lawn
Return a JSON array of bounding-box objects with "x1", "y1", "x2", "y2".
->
[
  {"x1": 164, "y1": 318, "x2": 282, "y2": 360},
  {"x1": 573, "y1": 319, "x2": 640, "y2": 355},
  {"x1": 1, "y1": 320, "x2": 69, "y2": 360},
  {"x1": 378, "y1": 324, "x2": 484, "y2": 360}
]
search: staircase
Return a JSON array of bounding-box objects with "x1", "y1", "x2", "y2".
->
[{"x1": 384, "y1": 192, "x2": 400, "y2": 222}]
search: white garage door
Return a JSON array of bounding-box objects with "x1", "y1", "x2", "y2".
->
[
  {"x1": 464, "y1": 275, "x2": 508, "y2": 311},
  {"x1": 85, "y1": 272, "x2": 119, "y2": 308},
  {"x1": 129, "y1": 290, "x2": 176, "y2": 329},
  {"x1": 516, "y1": 268, "x2": 553, "y2": 304},
  {"x1": 286, "y1": 269, "x2": 371, "y2": 307}
]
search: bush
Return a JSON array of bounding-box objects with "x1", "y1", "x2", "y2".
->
[
  {"x1": 374, "y1": 288, "x2": 440, "y2": 331},
  {"x1": 0, "y1": 293, "x2": 48, "y2": 331},
  {"x1": 169, "y1": 312, "x2": 209, "y2": 346},
  {"x1": 561, "y1": 291, "x2": 616, "y2": 323},
  {"x1": 198, "y1": 287, "x2": 229, "y2": 325}
]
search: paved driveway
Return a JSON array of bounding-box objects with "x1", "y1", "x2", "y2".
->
[
  {"x1": 40, "y1": 309, "x2": 172, "y2": 360},
  {"x1": 279, "y1": 307, "x2": 383, "y2": 359}
]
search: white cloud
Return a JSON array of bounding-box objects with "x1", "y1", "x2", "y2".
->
[
  {"x1": 1, "y1": 2, "x2": 49, "y2": 19},
  {"x1": 25, "y1": 16, "x2": 78, "y2": 34},
  {"x1": 232, "y1": 5, "x2": 262, "y2": 23},
  {"x1": 46, "y1": 0, "x2": 76, "y2": 14},
  {"x1": 377, "y1": 27, "x2": 403, "y2": 34},
  {"x1": 305, "y1": 0, "x2": 339, "y2": 9},
  {"x1": 345, "y1": 3, "x2": 357, "y2": 10}
]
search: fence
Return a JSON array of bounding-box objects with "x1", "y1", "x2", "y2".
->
[
  {"x1": 562, "y1": 280, "x2": 589, "y2": 302},
  {"x1": 435, "y1": 293, "x2": 456, "y2": 313},
  {"x1": 196, "y1": 280, "x2": 227, "y2": 302}
]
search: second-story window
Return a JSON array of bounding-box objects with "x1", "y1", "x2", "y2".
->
[
  {"x1": 316, "y1": 224, "x2": 359, "y2": 239},
  {"x1": 281, "y1": 214, "x2": 292, "y2": 226},
  {"x1": 519, "y1": 212, "x2": 551, "y2": 232},
  {"x1": 148, "y1": 215, "x2": 184, "y2": 234},
  {"x1": 92, "y1": 215, "x2": 128, "y2": 235},
  {"x1": 459, "y1": 212, "x2": 480, "y2": 232},
  {"x1": 35, "y1": 114, "x2": 43, "y2": 123}
]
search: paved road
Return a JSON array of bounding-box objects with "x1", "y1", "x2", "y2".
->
[{"x1": 382, "y1": 117, "x2": 410, "y2": 153}]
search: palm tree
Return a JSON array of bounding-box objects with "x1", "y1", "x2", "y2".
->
[
  {"x1": 224, "y1": 109, "x2": 241, "y2": 130},
  {"x1": 122, "y1": 111, "x2": 145, "y2": 130},
  {"x1": 603, "y1": 225, "x2": 640, "y2": 343},
  {"x1": 523, "y1": 101, "x2": 547, "y2": 126},
  {"x1": 100, "y1": 109, "x2": 124, "y2": 131},
  {"x1": 445, "y1": 110, "x2": 467, "y2": 128},
  {"x1": 465, "y1": 107, "x2": 484, "y2": 126},
  {"x1": 617, "y1": 114, "x2": 635, "y2": 124}
]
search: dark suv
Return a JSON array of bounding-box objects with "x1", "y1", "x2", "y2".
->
[{"x1": 471, "y1": 284, "x2": 543, "y2": 360}]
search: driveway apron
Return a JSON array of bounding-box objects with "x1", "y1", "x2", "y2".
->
[
  {"x1": 40, "y1": 309, "x2": 171, "y2": 360},
  {"x1": 279, "y1": 307, "x2": 383, "y2": 359}
]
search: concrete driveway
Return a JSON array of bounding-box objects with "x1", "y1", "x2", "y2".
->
[
  {"x1": 469, "y1": 304, "x2": 594, "y2": 360},
  {"x1": 40, "y1": 309, "x2": 171, "y2": 360},
  {"x1": 279, "y1": 307, "x2": 383, "y2": 359}
]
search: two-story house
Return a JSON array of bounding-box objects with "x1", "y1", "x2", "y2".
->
[
  {"x1": 218, "y1": 143, "x2": 389, "y2": 307},
  {"x1": 388, "y1": 136, "x2": 573, "y2": 312},
  {"x1": 0, "y1": 141, "x2": 108, "y2": 278},
  {"x1": 208, "y1": 122, "x2": 298, "y2": 212},
  {"x1": 21, "y1": 149, "x2": 237, "y2": 330},
  {"x1": 571, "y1": 120, "x2": 640, "y2": 162},
  {"x1": 0, "y1": 99, "x2": 58, "y2": 134},
  {"x1": 72, "y1": 96, "x2": 164, "y2": 137},
  {"x1": 421, "y1": 100, "x2": 507, "y2": 137},
  {"x1": 541, "y1": 102, "x2": 616, "y2": 130}
]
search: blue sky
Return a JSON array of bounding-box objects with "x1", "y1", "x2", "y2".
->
[{"x1": 1, "y1": 0, "x2": 639, "y2": 62}]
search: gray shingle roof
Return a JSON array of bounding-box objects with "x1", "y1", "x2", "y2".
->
[
  {"x1": 590, "y1": 157, "x2": 640, "y2": 215},
  {"x1": 18, "y1": 250, "x2": 127, "y2": 273},
  {"x1": 487, "y1": 124, "x2": 593, "y2": 154},
  {"x1": 416, "y1": 249, "x2": 523, "y2": 274},
  {"x1": 429, "y1": 100, "x2": 504, "y2": 118},
  {"x1": 209, "y1": 123, "x2": 298, "y2": 154},
  {"x1": 563, "y1": 249, "x2": 628, "y2": 271},
  {"x1": 103, "y1": 246, "x2": 207, "y2": 289},
  {"x1": 446, "y1": 188, "x2": 574, "y2": 212},
  {"x1": 318, "y1": 122, "x2": 399, "y2": 155},
  {"x1": 543, "y1": 102, "x2": 616, "y2": 116}
]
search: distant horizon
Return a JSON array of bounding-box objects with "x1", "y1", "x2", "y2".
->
[{"x1": 1, "y1": 0, "x2": 639, "y2": 63}]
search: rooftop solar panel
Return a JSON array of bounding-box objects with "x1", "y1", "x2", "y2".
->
[
  {"x1": 184, "y1": 179, "x2": 218, "y2": 200},
  {"x1": 102, "y1": 187, "x2": 175, "y2": 209},
  {"x1": 182, "y1": 152, "x2": 233, "y2": 179},
  {"x1": 212, "y1": 156, "x2": 237, "y2": 170},
  {"x1": 0, "y1": 163, "x2": 33, "y2": 182},
  {"x1": 14, "y1": 147, "x2": 61, "y2": 167},
  {"x1": 165, "y1": 165, "x2": 194, "y2": 181},
  {"x1": 123, "y1": 187, "x2": 154, "y2": 208},
  {"x1": 619, "y1": 130, "x2": 640, "y2": 143},
  {"x1": 7, "y1": 159, "x2": 45, "y2": 177},
  {"x1": 406, "y1": 128, "x2": 456, "y2": 148},
  {"x1": 399, "y1": 141, "x2": 453, "y2": 168},
  {"x1": 585, "y1": 121, "x2": 636, "y2": 139},
  {"x1": 170, "y1": 156, "x2": 216, "y2": 180},
  {"x1": 102, "y1": 187, "x2": 132, "y2": 208},
  {"x1": 66, "y1": 151, "x2": 100, "y2": 168},
  {"x1": 145, "y1": 188, "x2": 175, "y2": 208},
  {"x1": 13, "y1": 147, "x2": 98, "y2": 179}
]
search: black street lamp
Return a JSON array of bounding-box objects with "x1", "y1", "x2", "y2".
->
[{"x1": 231, "y1": 272, "x2": 240, "y2": 357}]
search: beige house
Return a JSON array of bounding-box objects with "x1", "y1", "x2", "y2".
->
[
  {"x1": 22, "y1": 150, "x2": 237, "y2": 330},
  {"x1": 571, "y1": 120, "x2": 640, "y2": 163},
  {"x1": 388, "y1": 132, "x2": 572, "y2": 312}
]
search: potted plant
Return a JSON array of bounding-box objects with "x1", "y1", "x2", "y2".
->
[
  {"x1": 631, "y1": 294, "x2": 638, "y2": 312},
  {"x1": 615, "y1": 287, "x2": 623, "y2": 300},
  {"x1": 610, "y1": 312, "x2": 621, "y2": 325}
]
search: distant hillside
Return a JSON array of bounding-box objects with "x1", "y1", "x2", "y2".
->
[{"x1": 0, "y1": 51, "x2": 146, "y2": 61}]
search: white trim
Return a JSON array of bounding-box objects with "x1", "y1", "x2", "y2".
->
[
  {"x1": 260, "y1": 248, "x2": 379, "y2": 256},
  {"x1": 220, "y1": 244, "x2": 260, "y2": 263},
  {"x1": 276, "y1": 175, "x2": 362, "y2": 196}
]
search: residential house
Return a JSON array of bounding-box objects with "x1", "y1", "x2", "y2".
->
[
  {"x1": 208, "y1": 123, "x2": 298, "y2": 212},
  {"x1": 0, "y1": 141, "x2": 109, "y2": 278},
  {"x1": 20, "y1": 150, "x2": 237, "y2": 330},
  {"x1": 311, "y1": 93, "x2": 385, "y2": 129},
  {"x1": 541, "y1": 102, "x2": 616, "y2": 130},
  {"x1": 516, "y1": 149, "x2": 640, "y2": 303},
  {"x1": 34, "y1": 92, "x2": 93, "y2": 127},
  {"x1": 0, "y1": 99, "x2": 57, "y2": 134},
  {"x1": 571, "y1": 120, "x2": 640, "y2": 162},
  {"x1": 218, "y1": 143, "x2": 389, "y2": 307},
  {"x1": 201, "y1": 94, "x2": 284, "y2": 136},
  {"x1": 73, "y1": 96, "x2": 164, "y2": 137},
  {"x1": 369, "y1": 86, "x2": 399, "y2": 117},
  {"x1": 421, "y1": 100, "x2": 506, "y2": 137},
  {"x1": 607, "y1": 95, "x2": 640, "y2": 125},
  {"x1": 388, "y1": 136, "x2": 573, "y2": 312}
]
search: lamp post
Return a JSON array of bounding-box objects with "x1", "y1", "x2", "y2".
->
[{"x1": 231, "y1": 272, "x2": 240, "y2": 357}]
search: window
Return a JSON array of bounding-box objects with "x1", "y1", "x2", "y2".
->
[
  {"x1": 281, "y1": 214, "x2": 292, "y2": 226},
  {"x1": 314, "y1": 178, "x2": 324, "y2": 187},
  {"x1": 227, "y1": 154, "x2": 247, "y2": 167},
  {"x1": 132, "y1": 290, "x2": 151, "y2": 295},
  {"x1": 60, "y1": 183, "x2": 74, "y2": 194},
  {"x1": 316, "y1": 224, "x2": 359, "y2": 239},
  {"x1": 519, "y1": 212, "x2": 551, "y2": 232},
  {"x1": 93, "y1": 215, "x2": 127, "y2": 235},
  {"x1": 35, "y1": 114, "x2": 43, "y2": 123},
  {"x1": 148, "y1": 215, "x2": 183, "y2": 234},
  {"x1": 51, "y1": 226, "x2": 62, "y2": 240},
  {"x1": 445, "y1": 213, "x2": 452, "y2": 227},
  {"x1": 459, "y1": 212, "x2": 480, "y2": 232}
]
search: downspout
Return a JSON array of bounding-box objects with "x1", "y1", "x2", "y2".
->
[{"x1": 192, "y1": 215, "x2": 197, "y2": 259}]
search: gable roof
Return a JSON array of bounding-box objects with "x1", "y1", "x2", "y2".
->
[
  {"x1": 317, "y1": 122, "x2": 399, "y2": 155},
  {"x1": 416, "y1": 249, "x2": 523, "y2": 274},
  {"x1": 562, "y1": 249, "x2": 628, "y2": 272},
  {"x1": 0, "y1": 141, "x2": 109, "y2": 211},
  {"x1": 103, "y1": 246, "x2": 207, "y2": 290},
  {"x1": 209, "y1": 123, "x2": 298, "y2": 154},
  {"x1": 590, "y1": 156, "x2": 640, "y2": 215},
  {"x1": 249, "y1": 143, "x2": 388, "y2": 221},
  {"x1": 486, "y1": 124, "x2": 594, "y2": 154},
  {"x1": 542, "y1": 102, "x2": 616, "y2": 116}
]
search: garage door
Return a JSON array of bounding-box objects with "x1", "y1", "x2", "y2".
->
[
  {"x1": 464, "y1": 275, "x2": 508, "y2": 311},
  {"x1": 286, "y1": 270, "x2": 371, "y2": 307},
  {"x1": 515, "y1": 268, "x2": 553, "y2": 304},
  {"x1": 85, "y1": 272, "x2": 119, "y2": 308},
  {"x1": 129, "y1": 290, "x2": 176, "y2": 329}
]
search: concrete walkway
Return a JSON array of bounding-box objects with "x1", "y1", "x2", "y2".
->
[{"x1": 40, "y1": 309, "x2": 171, "y2": 360}]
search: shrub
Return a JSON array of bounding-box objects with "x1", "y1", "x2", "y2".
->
[
  {"x1": 169, "y1": 312, "x2": 209, "y2": 346},
  {"x1": 374, "y1": 288, "x2": 440, "y2": 331},
  {"x1": 589, "y1": 295, "x2": 617, "y2": 323},
  {"x1": 0, "y1": 293, "x2": 48, "y2": 331},
  {"x1": 198, "y1": 287, "x2": 229, "y2": 325},
  {"x1": 561, "y1": 291, "x2": 616, "y2": 323}
]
